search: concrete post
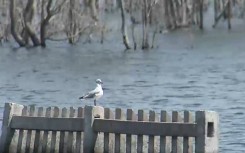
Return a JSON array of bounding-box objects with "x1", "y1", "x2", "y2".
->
[
  {"x1": 195, "y1": 111, "x2": 219, "y2": 153},
  {"x1": 0, "y1": 103, "x2": 24, "y2": 153},
  {"x1": 83, "y1": 105, "x2": 104, "y2": 153}
]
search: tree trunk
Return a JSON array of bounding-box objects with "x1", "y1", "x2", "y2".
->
[
  {"x1": 90, "y1": 0, "x2": 98, "y2": 21},
  {"x1": 169, "y1": 0, "x2": 177, "y2": 29},
  {"x1": 227, "y1": 0, "x2": 231, "y2": 29},
  {"x1": 23, "y1": 0, "x2": 40, "y2": 46},
  {"x1": 68, "y1": 0, "x2": 77, "y2": 44},
  {"x1": 199, "y1": 0, "x2": 203, "y2": 29},
  {"x1": 142, "y1": 0, "x2": 149, "y2": 49},
  {"x1": 213, "y1": 1, "x2": 229, "y2": 28},
  {"x1": 174, "y1": 0, "x2": 181, "y2": 25},
  {"x1": 119, "y1": 0, "x2": 131, "y2": 50},
  {"x1": 182, "y1": 0, "x2": 188, "y2": 26},
  {"x1": 164, "y1": 0, "x2": 171, "y2": 29},
  {"x1": 214, "y1": 0, "x2": 218, "y2": 21},
  {"x1": 129, "y1": 0, "x2": 136, "y2": 49},
  {"x1": 9, "y1": 0, "x2": 26, "y2": 46},
  {"x1": 40, "y1": 18, "x2": 49, "y2": 47},
  {"x1": 40, "y1": 0, "x2": 53, "y2": 47}
]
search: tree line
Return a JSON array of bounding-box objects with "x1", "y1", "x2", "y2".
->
[{"x1": 0, "y1": 0, "x2": 244, "y2": 49}]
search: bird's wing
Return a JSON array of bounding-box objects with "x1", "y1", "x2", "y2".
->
[{"x1": 81, "y1": 87, "x2": 100, "y2": 99}]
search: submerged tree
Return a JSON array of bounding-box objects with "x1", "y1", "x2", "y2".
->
[
  {"x1": 119, "y1": 0, "x2": 131, "y2": 50},
  {"x1": 0, "y1": 0, "x2": 245, "y2": 48}
]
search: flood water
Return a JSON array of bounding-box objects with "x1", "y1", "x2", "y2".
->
[{"x1": 1, "y1": 24, "x2": 245, "y2": 152}]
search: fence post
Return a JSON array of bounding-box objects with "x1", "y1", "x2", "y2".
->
[
  {"x1": 195, "y1": 111, "x2": 219, "y2": 153},
  {"x1": 83, "y1": 105, "x2": 104, "y2": 153},
  {"x1": 0, "y1": 103, "x2": 24, "y2": 153}
]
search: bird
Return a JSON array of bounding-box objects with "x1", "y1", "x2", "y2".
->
[{"x1": 79, "y1": 79, "x2": 103, "y2": 106}]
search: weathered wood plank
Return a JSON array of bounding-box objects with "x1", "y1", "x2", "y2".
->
[
  {"x1": 59, "y1": 108, "x2": 68, "y2": 153},
  {"x1": 183, "y1": 111, "x2": 193, "y2": 153},
  {"x1": 114, "y1": 108, "x2": 122, "y2": 153},
  {"x1": 126, "y1": 109, "x2": 136, "y2": 153},
  {"x1": 172, "y1": 111, "x2": 178, "y2": 153},
  {"x1": 104, "y1": 108, "x2": 114, "y2": 153},
  {"x1": 137, "y1": 110, "x2": 147, "y2": 153},
  {"x1": 10, "y1": 116, "x2": 84, "y2": 131},
  {"x1": 148, "y1": 110, "x2": 155, "y2": 153},
  {"x1": 104, "y1": 108, "x2": 110, "y2": 153},
  {"x1": 83, "y1": 106, "x2": 104, "y2": 153},
  {"x1": 195, "y1": 111, "x2": 219, "y2": 153},
  {"x1": 75, "y1": 107, "x2": 83, "y2": 153},
  {"x1": 0, "y1": 103, "x2": 24, "y2": 153},
  {"x1": 93, "y1": 119, "x2": 197, "y2": 136},
  {"x1": 109, "y1": 109, "x2": 115, "y2": 152},
  {"x1": 33, "y1": 107, "x2": 44, "y2": 153},
  {"x1": 25, "y1": 105, "x2": 35, "y2": 153},
  {"x1": 16, "y1": 106, "x2": 27, "y2": 153},
  {"x1": 171, "y1": 111, "x2": 183, "y2": 153},
  {"x1": 50, "y1": 107, "x2": 59, "y2": 153},
  {"x1": 42, "y1": 107, "x2": 51, "y2": 153},
  {"x1": 67, "y1": 107, "x2": 75, "y2": 152},
  {"x1": 160, "y1": 111, "x2": 171, "y2": 153}
]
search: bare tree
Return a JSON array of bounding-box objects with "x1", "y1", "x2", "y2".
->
[
  {"x1": 119, "y1": 0, "x2": 131, "y2": 50},
  {"x1": 23, "y1": 0, "x2": 40, "y2": 46},
  {"x1": 142, "y1": 0, "x2": 149, "y2": 49},
  {"x1": 9, "y1": 0, "x2": 25, "y2": 46},
  {"x1": 40, "y1": 0, "x2": 67, "y2": 47},
  {"x1": 89, "y1": 0, "x2": 98, "y2": 21},
  {"x1": 142, "y1": 0, "x2": 158, "y2": 49},
  {"x1": 3, "y1": 0, "x2": 243, "y2": 48},
  {"x1": 213, "y1": 0, "x2": 233, "y2": 29},
  {"x1": 67, "y1": 0, "x2": 77, "y2": 44},
  {"x1": 199, "y1": 0, "x2": 204, "y2": 29}
]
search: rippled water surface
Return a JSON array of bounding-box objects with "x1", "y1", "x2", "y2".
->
[{"x1": 1, "y1": 26, "x2": 245, "y2": 152}]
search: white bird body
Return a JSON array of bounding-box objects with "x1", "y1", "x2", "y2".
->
[{"x1": 79, "y1": 79, "x2": 103, "y2": 105}]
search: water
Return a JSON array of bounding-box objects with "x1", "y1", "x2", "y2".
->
[{"x1": 1, "y1": 25, "x2": 245, "y2": 152}]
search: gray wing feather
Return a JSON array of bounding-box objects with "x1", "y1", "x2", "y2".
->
[
  {"x1": 82, "y1": 89, "x2": 99, "y2": 99},
  {"x1": 83, "y1": 92, "x2": 96, "y2": 99}
]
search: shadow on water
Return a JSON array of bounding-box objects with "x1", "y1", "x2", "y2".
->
[{"x1": 1, "y1": 24, "x2": 245, "y2": 152}]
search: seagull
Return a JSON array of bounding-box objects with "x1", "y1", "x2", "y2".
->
[{"x1": 79, "y1": 79, "x2": 103, "y2": 106}]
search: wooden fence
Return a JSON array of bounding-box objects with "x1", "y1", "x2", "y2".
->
[{"x1": 0, "y1": 103, "x2": 219, "y2": 153}]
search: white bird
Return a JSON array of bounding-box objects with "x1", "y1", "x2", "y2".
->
[{"x1": 79, "y1": 79, "x2": 103, "y2": 106}]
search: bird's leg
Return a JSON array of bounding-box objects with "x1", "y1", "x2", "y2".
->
[{"x1": 94, "y1": 99, "x2": 96, "y2": 106}]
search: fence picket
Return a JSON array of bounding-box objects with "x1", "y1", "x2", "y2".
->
[
  {"x1": 75, "y1": 107, "x2": 83, "y2": 153},
  {"x1": 114, "y1": 108, "x2": 122, "y2": 153},
  {"x1": 104, "y1": 108, "x2": 114, "y2": 153},
  {"x1": 160, "y1": 111, "x2": 171, "y2": 153},
  {"x1": 148, "y1": 110, "x2": 156, "y2": 153},
  {"x1": 172, "y1": 111, "x2": 178, "y2": 153},
  {"x1": 25, "y1": 105, "x2": 35, "y2": 153},
  {"x1": 16, "y1": 106, "x2": 27, "y2": 153},
  {"x1": 41, "y1": 107, "x2": 51, "y2": 153},
  {"x1": 0, "y1": 103, "x2": 24, "y2": 153},
  {"x1": 67, "y1": 107, "x2": 76, "y2": 152},
  {"x1": 126, "y1": 109, "x2": 136, "y2": 153},
  {"x1": 183, "y1": 111, "x2": 193, "y2": 153},
  {"x1": 172, "y1": 111, "x2": 183, "y2": 153},
  {"x1": 33, "y1": 107, "x2": 44, "y2": 153},
  {"x1": 50, "y1": 107, "x2": 59, "y2": 153},
  {"x1": 59, "y1": 108, "x2": 68, "y2": 153},
  {"x1": 137, "y1": 110, "x2": 146, "y2": 153},
  {"x1": 104, "y1": 108, "x2": 110, "y2": 153}
]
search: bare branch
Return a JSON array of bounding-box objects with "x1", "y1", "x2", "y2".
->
[
  {"x1": 46, "y1": 25, "x2": 91, "y2": 41},
  {"x1": 147, "y1": 0, "x2": 159, "y2": 18}
]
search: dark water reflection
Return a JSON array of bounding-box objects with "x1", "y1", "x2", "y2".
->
[{"x1": 1, "y1": 27, "x2": 245, "y2": 152}]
